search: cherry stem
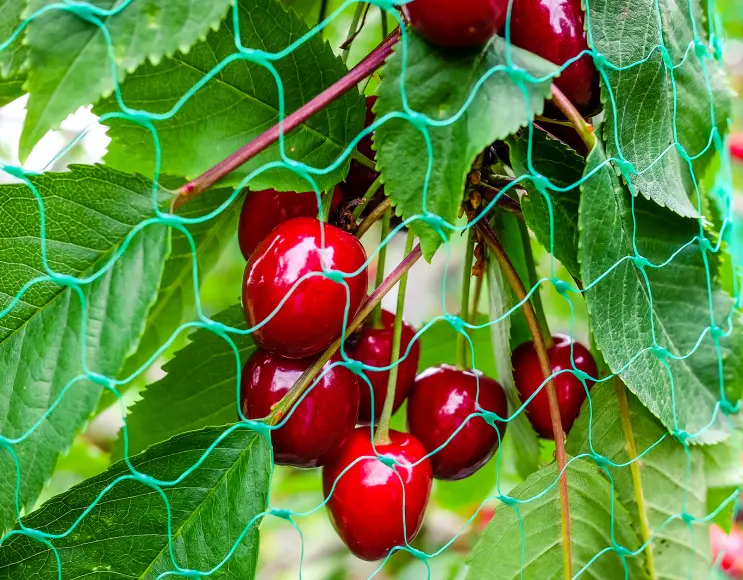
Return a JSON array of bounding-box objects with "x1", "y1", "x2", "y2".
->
[
  {"x1": 321, "y1": 190, "x2": 333, "y2": 222},
  {"x1": 174, "y1": 30, "x2": 400, "y2": 210},
  {"x1": 352, "y1": 150, "x2": 377, "y2": 172},
  {"x1": 267, "y1": 242, "x2": 423, "y2": 426},
  {"x1": 456, "y1": 229, "x2": 475, "y2": 370},
  {"x1": 369, "y1": 207, "x2": 391, "y2": 329},
  {"x1": 340, "y1": 1, "x2": 368, "y2": 63},
  {"x1": 355, "y1": 196, "x2": 391, "y2": 238},
  {"x1": 470, "y1": 268, "x2": 484, "y2": 322},
  {"x1": 352, "y1": 174, "x2": 383, "y2": 220},
  {"x1": 474, "y1": 218, "x2": 572, "y2": 579},
  {"x1": 518, "y1": 218, "x2": 553, "y2": 348},
  {"x1": 550, "y1": 85, "x2": 596, "y2": 151},
  {"x1": 615, "y1": 378, "x2": 657, "y2": 580},
  {"x1": 374, "y1": 228, "x2": 415, "y2": 445}
]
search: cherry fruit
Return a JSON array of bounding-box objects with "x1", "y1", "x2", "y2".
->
[
  {"x1": 512, "y1": 334, "x2": 597, "y2": 439},
  {"x1": 323, "y1": 427, "x2": 432, "y2": 561},
  {"x1": 242, "y1": 217, "x2": 368, "y2": 358},
  {"x1": 508, "y1": 0, "x2": 599, "y2": 114},
  {"x1": 238, "y1": 187, "x2": 342, "y2": 260},
  {"x1": 240, "y1": 350, "x2": 360, "y2": 468},
  {"x1": 731, "y1": 133, "x2": 743, "y2": 162},
  {"x1": 405, "y1": 0, "x2": 507, "y2": 48},
  {"x1": 407, "y1": 365, "x2": 508, "y2": 480},
  {"x1": 348, "y1": 309, "x2": 420, "y2": 424}
]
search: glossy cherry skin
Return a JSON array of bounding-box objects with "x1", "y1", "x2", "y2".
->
[
  {"x1": 342, "y1": 96, "x2": 380, "y2": 202},
  {"x1": 731, "y1": 133, "x2": 743, "y2": 162},
  {"x1": 322, "y1": 428, "x2": 433, "y2": 561},
  {"x1": 407, "y1": 365, "x2": 508, "y2": 480},
  {"x1": 240, "y1": 350, "x2": 360, "y2": 468},
  {"x1": 348, "y1": 309, "x2": 421, "y2": 424},
  {"x1": 509, "y1": 0, "x2": 599, "y2": 114},
  {"x1": 512, "y1": 334, "x2": 597, "y2": 439},
  {"x1": 238, "y1": 187, "x2": 342, "y2": 260},
  {"x1": 405, "y1": 0, "x2": 507, "y2": 48},
  {"x1": 242, "y1": 217, "x2": 368, "y2": 358}
]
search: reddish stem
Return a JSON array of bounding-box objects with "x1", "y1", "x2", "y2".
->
[{"x1": 174, "y1": 29, "x2": 400, "y2": 210}]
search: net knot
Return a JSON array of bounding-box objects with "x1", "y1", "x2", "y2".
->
[
  {"x1": 506, "y1": 65, "x2": 528, "y2": 85},
  {"x1": 498, "y1": 495, "x2": 517, "y2": 507},
  {"x1": 632, "y1": 255, "x2": 651, "y2": 269},
  {"x1": 592, "y1": 52, "x2": 608, "y2": 69},
  {"x1": 660, "y1": 49, "x2": 674, "y2": 70},
  {"x1": 50, "y1": 273, "x2": 81, "y2": 287},
  {"x1": 378, "y1": 454, "x2": 398, "y2": 468},
  {"x1": 421, "y1": 213, "x2": 448, "y2": 233},
  {"x1": 681, "y1": 511, "x2": 696, "y2": 525},
  {"x1": 710, "y1": 35, "x2": 723, "y2": 60},
  {"x1": 323, "y1": 269, "x2": 345, "y2": 284},
  {"x1": 63, "y1": 1, "x2": 101, "y2": 24},
  {"x1": 709, "y1": 323, "x2": 725, "y2": 340},
  {"x1": 694, "y1": 40, "x2": 710, "y2": 60},
  {"x1": 270, "y1": 508, "x2": 292, "y2": 520},
  {"x1": 529, "y1": 173, "x2": 549, "y2": 193},
  {"x1": 650, "y1": 345, "x2": 668, "y2": 359},
  {"x1": 86, "y1": 372, "x2": 113, "y2": 389},
  {"x1": 672, "y1": 429, "x2": 691, "y2": 444},
  {"x1": 720, "y1": 399, "x2": 739, "y2": 415},
  {"x1": 406, "y1": 111, "x2": 428, "y2": 132},
  {"x1": 697, "y1": 236, "x2": 713, "y2": 253},
  {"x1": 616, "y1": 159, "x2": 636, "y2": 177},
  {"x1": 551, "y1": 279, "x2": 571, "y2": 295},
  {"x1": 344, "y1": 359, "x2": 365, "y2": 376},
  {"x1": 613, "y1": 545, "x2": 632, "y2": 557},
  {"x1": 444, "y1": 313, "x2": 466, "y2": 333},
  {"x1": 239, "y1": 419, "x2": 270, "y2": 435},
  {"x1": 591, "y1": 453, "x2": 610, "y2": 468},
  {"x1": 154, "y1": 213, "x2": 183, "y2": 228},
  {"x1": 406, "y1": 547, "x2": 429, "y2": 560},
  {"x1": 480, "y1": 410, "x2": 502, "y2": 428},
  {"x1": 0, "y1": 164, "x2": 26, "y2": 180}
]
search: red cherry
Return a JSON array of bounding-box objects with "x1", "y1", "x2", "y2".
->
[
  {"x1": 407, "y1": 365, "x2": 507, "y2": 480},
  {"x1": 323, "y1": 427, "x2": 433, "y2": 561},
  {"x1": 512, "y1": 334, "x2": 597, "y2": 439},
  {"x1": 240, "y1": 350, "x2": 360, "y2": 468},
  {"x1": 711, "y1": 524, "x2": 743, "y2": 578},
  {"x1": 342, "y1": 96, "x2": 381, "y2": 202},
  {"x1": 242, "y1": 217, "x2": 368, "y2": 358},
  {"x1": 348, "y1": 309, "x2": 421, "y2": 425},
  {"x1": 731, "y1": 134, "x2": 743, "y2": 162},
  {"x1": 238, "y1": 187, "x2": 342, "y2": 260},
  {"x1": 405, "y1": 0, "x2": 507, "y2": 48},
  {"x1": 508, "y1": 0, "x2": 600, "y2": 114}
]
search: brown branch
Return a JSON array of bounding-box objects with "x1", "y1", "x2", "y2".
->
[
  {"x1": 475, "y1": 218, "x2": 572, "y2": 579},
  {"x1": 174, "y1": 29, "x2": 400, "y2": 210}
]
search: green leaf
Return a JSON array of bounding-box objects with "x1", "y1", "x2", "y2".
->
[
  {"x1": 118, "y1": 305, "x2": 256, "y2": 458},
  {"x1": 487, "y1": 254, "x2": 540, "y2": 480},
  {"x1": 591, "y1": 0, "x2": 732, "y2": 217},
  {"x1": 702, "y1": 431, "x2": 743, "y2": 532},
  {"x1": 96, "y1": 0, "x2": 365, "y2": 193},
  {"x1": 0, "y1": 426, "x2": 271, "y2": 579},
  {"x1": 0, "y1": 69, "x2": 24, "y2": 108},
  {"x1": 0, "y1": 165, "x2": 171, "y2": 534},
  {"x1": 374, "y1": 33, "x2": 556, "y2": 261},
  {"x1": 120, "y1": 187, "x2": 240, "y2": 380},
  {"x1": 0, "y1": 0, "x2": 25, "y2": 78},
  {"x1": 20, "y1": 0, "x2": 233, "y2": 160},
  {"x1": 567, "y1": 382, "x2": 712, "y2": 578},
  {"x1": 508, "y1": 127, "x2": 585, "y2": 279},
  {"x1": 578, "y1": 141, "x2": 741, "y2": 443},
  {"x1": 466, "y1": 457, "x2": 648, "y2": 579}
]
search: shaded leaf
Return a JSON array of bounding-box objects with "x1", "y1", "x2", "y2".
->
[
  {"x1": 0, "y1": 166, "x2": 171, "y2": 533},
  {"x1": 0, "y1": 426, "x2": 271, "y2": 579},
  {"x1": 20, "y1": 0, "x2": 233, "y2": 159},
  {"x1": 466, "y1": 457, "x2": 648, "y2": 579},
  {"x1": 97, "y1": 0, "x2": 365, "y2": 193},
  {"x1": 374, "y1": 33, "x2": 555, "y2": 261},
  {"x1": 578, "y1": 141, "x2": 741, "y2": 443},
  {"x1": 118, "y1": 305, "x2": 256, "y2": 458},
  {"x1": 568, "y1": 381, "x2": 712, "y2": 578},
  {"x1": 0, "y1": 0, "x2": 25, "y2": 78}
]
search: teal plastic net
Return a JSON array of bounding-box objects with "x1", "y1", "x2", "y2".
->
[{"x1": 0, "y1": 0, "x2": 739, "y2": 578}]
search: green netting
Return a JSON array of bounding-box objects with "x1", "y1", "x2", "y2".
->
[{"x1": 0, "y1": 0, "x2": 739, "y2": 578}]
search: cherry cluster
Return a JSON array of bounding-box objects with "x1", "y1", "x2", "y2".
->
[{"x1": 235, "y1": 3, "x2": 600, "y2": 560}]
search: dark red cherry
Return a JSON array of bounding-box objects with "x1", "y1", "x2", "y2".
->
[
  {"x1": 323, "y1": 427, "x2": 432, "y2": 561},
  {"x1": 508, "y1": 0, "x2": 600, "y2": 114},
  {"x1": 512, "y1": 334, "x2": 597, "y2": 439},
  {"x1": 243, "y1": 217, "x2": 368, "y2": 359},
  {"x1": 241, "y1": 350, "x2": 360, "y2": 468},
  {"x1": 342, "y1": 96, "x2": 381, "y2": 202},
  {"x1": 405, "y1": 0, "x2": 507, "y2": 48},
  {"x1": 348, "y1": 309, "x2": 420, "y2": 425},
  {"x1": 238, "y1": 187, "x2": 342, "y2": 260},
  {"x1": 407, "y1": 365, "x2": 507, "y2": 480}
]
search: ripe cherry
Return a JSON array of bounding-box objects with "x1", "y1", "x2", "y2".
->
[
  {"x1": 731, "y1": 133, "x2": 743, "y2": 162},
  {"x1": 323, "y1": 427, "x2": 433, "y2": 561},
  {"x1": 512, "y1": 334, "x2": 597, "y2": 439},
  {"x1": 242, "y1": 217, "x2": 368, "y2": 359},
  {"x1": 238, "y1": 187, "x2": 342, "y2": 260},
  {"x1": 407, "y1": 365, "x2": 508, "y2": 480},
  {"x1": 240, "y1": 350, "x2": 360, "y2": 468},
  {"x1": 342, "y1": 96, "x2": 381, "y2": 203},
  {"x1": 508, "y1": 0, "x2": 600, "y2": 114},
  {"x1": 405, "y1": 0, "x2": 507, "y2": 48},
  {"x1": 348, "y1": 309, "x2": 420, "y2": 424}
]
